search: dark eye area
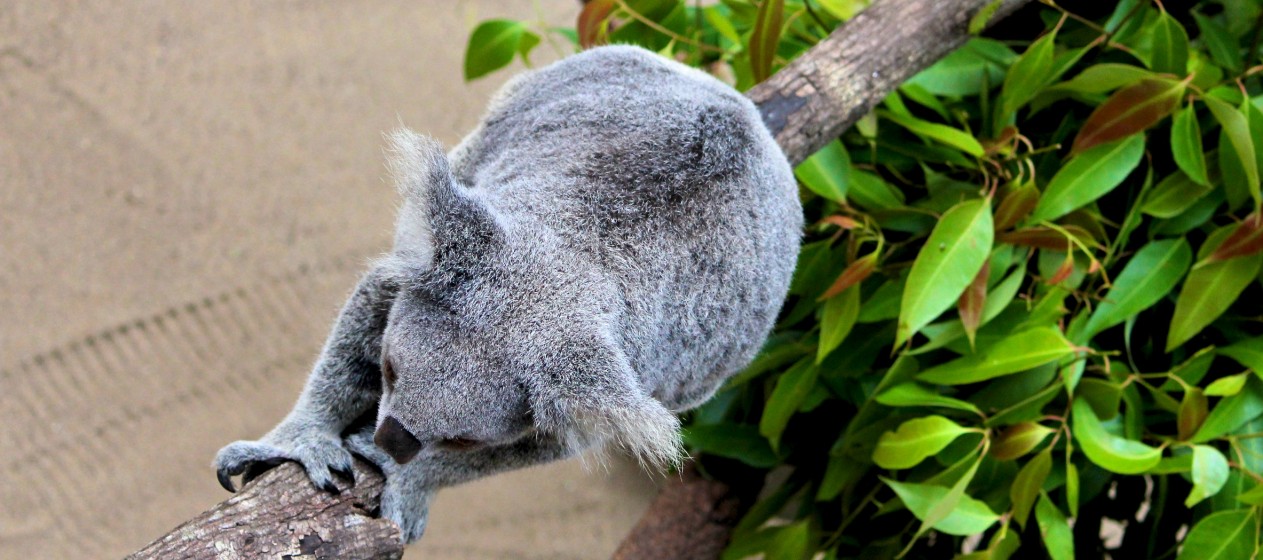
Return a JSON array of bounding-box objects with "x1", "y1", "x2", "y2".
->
[
  {"x1": 381, "y1": 356, "x2": 397, "y2": 390},
  {"x1": 439, "y1": 437, "x2": 482, "y2": 451}
]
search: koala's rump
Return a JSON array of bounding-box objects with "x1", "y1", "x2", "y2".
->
[{"x1": 460, "y1": 46, "x2": 803, "y2": 410}]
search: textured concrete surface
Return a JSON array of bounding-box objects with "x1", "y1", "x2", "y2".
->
[{"x1": 0, "y1": 1, "x2": 658, "y2": 557}]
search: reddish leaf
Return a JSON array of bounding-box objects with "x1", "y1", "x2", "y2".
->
[
  {"x1": 1046, "y1": 255, "x2": 1075, "y2": 285},
  {"x1": 958, "y1": 261, "x2": 990, "y2": 347},
  {"x1": 819, "y1": 215, "x2": 861, "y2": 230},
  {"x1": 996, "y1": 227, "x2": 1090, "y2": 250},
  {"x1": 994, "y1": 182, "x2": 1040, "y2": 231},
  {"x1": 1204, "y1": 211, "x2": 1263, "y2": 264},
  {"x1": 577, "y1": 0, "x2": 615, "y2": 49},
  {"x1": 818, "y1": 252, "x2": 878, "y2": 301},
  {"x1": 1071, "y1": 78, "x2": 1184, "y2": 155},
  {"x1": 1178, "y1": 388, "x2": 1209, "y2": 441},
  {"x1": 749, "y1": 0, "x2": 785, "y2": 82},
  {"x1": 1060, "y1": 210, "x2": 1108, "y2": 244}
]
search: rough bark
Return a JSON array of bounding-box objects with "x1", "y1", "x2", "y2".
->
[
  {"x1": 752, "y1": 0, "x2": 1031, "y2": 165},
  {"x1": 127, "y1": 0, "x2": 1030, "y2": 557},
  {"x1": 610, "y1": 464, "x2": 757, "y2": 560},
  {"x1": 126, "y1": 459, "x2": 403, "y2": 560}
]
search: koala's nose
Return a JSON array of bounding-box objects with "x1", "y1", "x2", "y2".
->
[{"x1": 374, "y1": 416, "x2": 423, "y2": 465}]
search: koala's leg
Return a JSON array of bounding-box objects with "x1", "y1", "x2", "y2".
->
[
  {"x1": 346, "y1": 428, "x2": 570, "y2": 542},
  {"x1": 215, "y1": 268, "x2": 396, "y2": 493}
]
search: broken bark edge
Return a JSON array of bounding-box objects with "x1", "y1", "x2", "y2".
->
[{"x1": 126, "y1": 458, "x2": 404, "y2": 560}]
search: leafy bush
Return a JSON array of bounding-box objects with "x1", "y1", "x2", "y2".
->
[{"x1": 466, "y1": 1, "x2": 1263, "y2": 558}]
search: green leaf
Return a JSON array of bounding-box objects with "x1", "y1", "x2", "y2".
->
[
  {"x1": 1220, "y1": 335, "x2": 1263, "y2": 374},
  {"x1": 1193, "y1": 12, "x2": 1243, "y2": 73},
  {"x1": 1171, "y1": 103, "x2": 1211, "y2": 186},
  {"x1": 1167, "y1": 251, "x2": 1262, "y2": 351},
  {"x1": 1050, "y1": 63, "x2": 1154, "y2": 94},
  {"x1": 683, "y1": 424, "x2": 779, "y2": 468},
  {"x1": 908, "y1": 38, "x2": 1016, "y2": 97},
  {"x1": 1141, "y1": 171, "x2": 1214, "y2": 218},
  {"x1": 882, "y1": 477, "x2": 999, "y2": 536},
  {"x1": 795, "y1": 140, "x2": 850, "y2": 202},
  {"x1": 1011, "y1": 450, "x2": 1051, "y2": 529},
  {"x1": 817, "y1": 284, "x2": 860, "y2": 363},
  {"x1": 1071, "y1": 400, "x2": 1162, "y2": 474},
  {"x1": 816, "y1": 0, "x2": 868, "y2": 20},
  {"x1": 968, "y1": 0, "x2": 1004, "y2": 34},
  {"x1": 1193, "y1": 376, "x2": 1263, "y2": 442},
  {"x1": 1206, "y1": 373, "x2": 1251, "y2": 397},
  {"x1": 1071, "y1": 78, "x2": 1183, "y2": 155},
  {"x1": 464, "y1": 20, "x2": 537, "y2": 81},
  {"x1": 703, "y1": 6, "x2": 741, "y2": 44},
  {"x1": 1149, "y1": 10, "x2": 1190, "y2": 75},
  {"x1": 1237, "y1": 483, "x2": 1263, "y2": 506},
  {"x1": 748, "y1": 0, "x2": 784, "y2": 82},
  {"x1": 1030, "y1": 134, "x2": 1146, "y2": 223},
  {"x1": 898, "y1": 199, "x2": 994, "y2": 345},
  {"x1": 1034, "y1": 493, "x2": 1074, "y2": 560},
  {"x1": 849, "y1": 170, "x2": 906, "y2": 211},
  {"x1": 759, "y1": 358, "x2": 817, "y2": 449},
  {"x1": 876, "y1": 382, "x2": 982, "y2": 414},
  {"x1": 880, "y1": 111, "x2": 985, "y2": 157},
  {"x1": 917, "y1": 326, "x2": 1074, "y2": 385},
  {"x1": 1000, "y1": 30, "x2": 1057, "y2": 116},
  {"x1": 765, "y1": 521, "x2": 812, "y2": 560},
  {"x1": 991, "y1": 422, "x2": 1054, "y2": 461},
  {"x1": 1080, "y1": 238, "x2": 1192, "y2": 341},
  {"x1": 872, "y1": 415, "x2": 972, "y2": 470},
  {"x1": 1205, "y1": 96, "x2": 1260, "y2": 207},
  {"x1": 1186, "y1": 445, "x2": 1231, "y2": 507},
  {"x1": 1177, "y1": 510, "x2": 1258, "y2": 560}
]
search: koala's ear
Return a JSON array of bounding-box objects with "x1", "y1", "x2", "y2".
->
[
  {"x1": 387, "y1": 128, "x2": 501, "y2": 264},
  {"x1": 530, "y1": 348, "x2": 684, "y2": 472}
]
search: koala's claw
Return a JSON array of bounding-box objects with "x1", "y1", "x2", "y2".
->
[
  {"x1": 214, "y1": 432, "x2": 354, "y2": 496},
  {"x1": 215, "y1": 440, "x2": 290, "y2": 493},
  {"x1": 331, "y1": 465, "x2": 356, "y2": 487},
  {"x1": 217, "y1": 468, "x2": 236, "y2": 493}
]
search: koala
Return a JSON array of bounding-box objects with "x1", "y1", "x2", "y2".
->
[{"x1": 214, "y1": 45, "x2": 802, "y2": 542}]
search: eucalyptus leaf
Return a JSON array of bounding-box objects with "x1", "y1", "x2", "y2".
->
[
  {"x1": 1031, "y1": 134, "x2": 1146, "y2": 223},
  {"x1": 898, "y1": 199, "x2": 994, "y2": 345},
  {"x1": 1177, "y1": 509, "x2": 1258, "y2": 560},
  {"x1": 1071, "y1": 400, "x2": 1162, "y2": 474}
]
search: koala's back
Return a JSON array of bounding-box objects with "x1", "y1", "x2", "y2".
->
[{"x1": 451, "y1": 46, "x2": 802, "y2": 410}]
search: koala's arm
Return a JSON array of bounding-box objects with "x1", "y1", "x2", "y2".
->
[
  {"x1": 215, "y1": 267, "x2": 395, "y2": 492},
  {"x1": 281, "y1": 268, "x2": 395, "y2": 430},
  {"x1": 346, "y1": 428, "x2": 571, "y2": 541}
]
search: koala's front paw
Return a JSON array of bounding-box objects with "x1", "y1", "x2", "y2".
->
[
  {"x1": 214, "y1": 428, "x2": 354, "y2": 495},
  {"x1": 346, "y1": 429, "x2": 434, "y2": 543}
]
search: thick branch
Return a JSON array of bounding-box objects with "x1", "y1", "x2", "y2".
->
[
  {"x1": 127, "y1": 1, "x2": 1029, "y2": 557},
  {"x1": 751, "y1": 0, "x2": 1030, "y2": 166},
  {"x1": 127, "y1": 459, "x2": 404, "y2": 559}
]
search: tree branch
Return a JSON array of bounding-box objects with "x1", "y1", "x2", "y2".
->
[
  {"x1": 126, "y1": 459, "x2": 403, "y2": 559},
  {"x1": 752, "y1": 0, "x2": 1031, "y2": 165},
  {"x1": 126, "y1": 0, "x2": 1030, "y2": 557}
]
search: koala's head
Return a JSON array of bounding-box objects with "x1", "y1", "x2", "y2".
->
[{"x1": 370, "y1": 130, "x2": 681, "y2": 470}]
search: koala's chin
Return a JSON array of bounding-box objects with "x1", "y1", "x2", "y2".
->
[{"x1": 214, "y1": 44, "x2": 801, "y2": 544}]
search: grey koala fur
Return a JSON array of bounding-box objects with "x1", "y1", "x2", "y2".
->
[{"x1": 214, "y1": 45, "x2": 802, "y2": 543}]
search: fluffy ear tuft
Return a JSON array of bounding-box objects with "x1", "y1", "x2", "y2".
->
[{"x1": 386, "y1": 128, "x2": 453, "y2": 206}]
